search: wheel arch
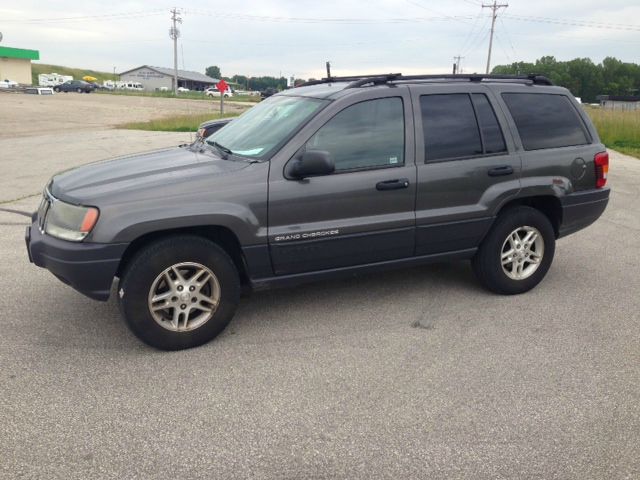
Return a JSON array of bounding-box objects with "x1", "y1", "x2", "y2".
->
[
  {"x1": 116, "y1": 225, "x2": 250, "y2": 285},
  {"x1": 496, "y1": 195, "x2": 563, "y2": 238}
]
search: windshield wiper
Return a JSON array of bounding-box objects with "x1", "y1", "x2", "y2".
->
[{"x1": 207, "y1": 140, "x2": 233, "y2": 159}]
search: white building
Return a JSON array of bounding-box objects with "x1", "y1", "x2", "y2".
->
[{"x1": 598, "y1": 95, "x2": 640, "y2": 111}]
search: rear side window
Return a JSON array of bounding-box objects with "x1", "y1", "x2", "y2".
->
[
  {"x1": 420, "y1": 93, "x2": 506, "y2": 161},
  {"x1": 472, "y1": 94, "x2": 507, "y2": 154},
  {"x1": 421, "y1": 94, "x2": 482, "y2": 161},
  {"x1": 502, "y1": 93, "x2": 589, "y2": 150}
]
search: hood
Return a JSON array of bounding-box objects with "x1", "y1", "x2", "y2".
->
[{"x1": 50, "y1": 146, "x2": 251, "y2": 205}]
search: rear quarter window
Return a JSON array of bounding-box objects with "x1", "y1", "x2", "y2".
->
[{"x1": 502, "y1": 93, "x2": 590, "y2": 150}]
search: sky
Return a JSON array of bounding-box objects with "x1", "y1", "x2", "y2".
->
[{"x1": 2, "y1": 0, "x2": 639, "y2": 79}]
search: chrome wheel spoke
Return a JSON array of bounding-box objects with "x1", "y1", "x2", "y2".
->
[
  {"x1": 148, "y1": 262, "x2": 221, "y2": 332},
  {"x1": 151, "y1": 290, "x2": 173, "y2": 303},
  {"x1": 501, "y1": 226, "x2": 545, "y2": 281}
]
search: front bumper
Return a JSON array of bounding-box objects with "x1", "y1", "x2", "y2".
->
[
  {"x1": 25, "y1": 222, "x2": 128, "y2": 301},
  {"x1": 559, "y1": 187, "x2": 610, "y2": 238}
]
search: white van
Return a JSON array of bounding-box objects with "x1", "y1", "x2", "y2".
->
[{"x1": 122, "y1": 82, "x2": 144, "y2": 91}]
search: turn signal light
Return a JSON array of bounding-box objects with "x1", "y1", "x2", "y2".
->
[
  {"x1": 594, "y1": 151, "x2": 609, "y2": 188},
  {"x1": 80, "y1": 207, "x2": 100, "y2": 233}
]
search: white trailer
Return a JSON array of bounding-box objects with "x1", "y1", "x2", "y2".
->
[{"x1": 38, "y1": 73, "x2": 73, "y2": 86}]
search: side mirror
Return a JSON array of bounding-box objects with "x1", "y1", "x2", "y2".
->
[{"x1": 287, "y1": 150, "x2": 335, "y2": 179}]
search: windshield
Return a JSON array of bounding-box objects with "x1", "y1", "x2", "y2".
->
[{"x1": 206, "y1": 95, "x2": 328, "y2": 158}]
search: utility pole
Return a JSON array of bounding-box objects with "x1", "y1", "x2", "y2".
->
[
  {"x1": 482, "y1": 1, "x2": 508, "y2": 74},
  {"x1": 453, "y1": 55, "x2": 464, "y2": 75},
  {"x1": 169, "y1": 8, "x2": 182, "y2": 95},
  {"x1": 326, "y1": 61, "x2": 331, "y2": 79}
]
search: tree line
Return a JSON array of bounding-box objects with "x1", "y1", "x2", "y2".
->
[
  {"x1": 492, "y1": 56, "x2": 640, "y2": 103},
  {"x1": 206, "y1": 65, "x2": 295, "y2": 91}
]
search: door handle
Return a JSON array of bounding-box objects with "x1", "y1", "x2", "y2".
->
[
  {"x1": 376, "y1": 178, "x2": 410, "y2": 191},
  {"x1": 488, "y1": 165, "x2": 514, "y2": 177}
]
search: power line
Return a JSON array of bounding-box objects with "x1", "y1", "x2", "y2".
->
[
  {"x1": 459, "y1": 7, "x2": 485, "y2": 56},
  {"x1": 3, "y1": 10, "x2": 166, "y2": 24},
  {"x1": 502, "y1": 14, "x2": 640, "y2": 32},
  {"x1": 183, "y1": 8, "x2": 475, "y2": 24}
]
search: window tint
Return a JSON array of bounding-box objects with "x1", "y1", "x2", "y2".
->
[
  {"x1": 421, "y1": 94, "x2": 482, "y2": 161},
  {"x1": 472, "y1": 94, "x2": 506, "y2": 154},
  {"x1": 502, "y1": 93, "x2": 589, "y2": 150},
  {"x1": 306, "y1": 97, "x2": 404, "y2": 171}
]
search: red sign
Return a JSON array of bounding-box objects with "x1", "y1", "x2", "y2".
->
[{"x1": 216, "y1": 79, "x2": 228, "y2": 93}]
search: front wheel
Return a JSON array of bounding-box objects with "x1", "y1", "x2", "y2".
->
[
  {"x1": 118, "y1": 236, "x2": 241, "y2": 350},
  {"x1": 472, "y1": 206, "x2": 555, "y2": 295}
]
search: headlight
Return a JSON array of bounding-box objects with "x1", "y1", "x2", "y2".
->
[{"x1": 44, "y1": 199, "x2": 99, "y2": 242}]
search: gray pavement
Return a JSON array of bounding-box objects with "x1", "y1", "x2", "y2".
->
[{"x1": 0, "y1": 145, "x2": 638, "y2": 479}]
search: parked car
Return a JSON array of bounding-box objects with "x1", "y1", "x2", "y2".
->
[
  {"x1": 260, "y1": 87, "x2": 278, "y2": 99},
  {"x1": 0, "y1": 79, "x2": 18, "y2": 89},
  {"x1": 26, "y1": 73, "x2": 610, "y2": 350},
  {"x1": 177, "y1": 87, "x2": 190, "y2": 93},
  {"x1": 195, "y1": 118, "x2": 234, "y2": 142},
  {"x1": 205, "y1": 87, "x2": 232, "y2": 98},
  {"x1": 53, "y1": 80, "x2": 95, "y2": 93}
]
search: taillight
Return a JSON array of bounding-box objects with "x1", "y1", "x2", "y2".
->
[{"x1": 594, "y1": 151, "x2": 609, "y2": 188}]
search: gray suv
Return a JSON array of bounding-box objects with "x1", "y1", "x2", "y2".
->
[{"x1": 26, "y1": 74, "x2": 610, "y2": 350}]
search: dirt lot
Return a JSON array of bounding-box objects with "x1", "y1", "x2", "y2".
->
[
  {"x1": 0, "y1": 93, "x2": 250, "y2": 202},
  {"x1": 0, "y1": 92, "x2": 248, "y2": 138}
]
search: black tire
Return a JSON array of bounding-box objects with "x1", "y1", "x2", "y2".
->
[
  {"x1": 118, "y1": 235, "x2": 241, "y2": 350},
  {"x1": 472, "y1": 206, "x2": 555, "y2": 295},
  {"x1": 54, "y1": 87, "x2": 60, "y2": 93}
]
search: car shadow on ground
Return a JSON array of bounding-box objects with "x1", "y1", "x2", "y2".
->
[{"x1": 32, "y1": 260, "x2": 482, "y2": 353}]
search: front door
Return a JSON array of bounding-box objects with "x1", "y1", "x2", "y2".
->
[{"x1": 268, "y1": 90, "x2": 416, "y2": 276}]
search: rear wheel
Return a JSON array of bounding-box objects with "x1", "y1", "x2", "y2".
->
[
  {"x1": 472, "y1": 206, "x2": 555, "y2": 295},
  {"x1": 118, "y1": 236, "x2": 241, "y2": 350},
  {"x1": 54, "y1": 87, "x2": 60, "y2": 93},
  {"x1": 76, "y1": 88, "x2": 82, "y2": 93}
]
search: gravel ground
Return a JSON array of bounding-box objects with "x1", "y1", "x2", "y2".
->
[
  {"x1": 0, "y1": 92, "x2": 247, "y2": 138},
  {"x1": 0, "y1": 106, "x2": 638, "y2": 480}
]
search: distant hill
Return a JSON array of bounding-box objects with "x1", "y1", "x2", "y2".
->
[{"x1": 32, "y1": 63, "x2": 117, "y2": 85}]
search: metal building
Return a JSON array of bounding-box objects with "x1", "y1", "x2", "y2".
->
[
  {"x1": 0, "y1": 46, "x2": 39, "y2": 85},
  {"x1": 598, "y1": 95, "x2": 640, "y2": 111},
  {"x1": 118, "y1": 65, "x2": 218, "y2": 91}
]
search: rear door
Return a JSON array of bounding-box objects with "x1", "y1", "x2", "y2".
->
[
  {"x1": 411, "y1": 84, "x2": 521, "y2": 255},
  {"x1": 267, "y1": 88, "x2": 417, "y2": 275}
]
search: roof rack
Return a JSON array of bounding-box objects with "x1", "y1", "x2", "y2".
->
[{"x1": 302, "y1": 73, "x2": 553, "y2": 88}]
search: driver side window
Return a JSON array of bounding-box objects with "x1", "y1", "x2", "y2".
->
[{"x1": 306, "y1": 97, "x2": 405, "y2": 172}]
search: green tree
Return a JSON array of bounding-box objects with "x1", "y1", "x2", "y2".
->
[
  {"x1": 492, "y1": 56, "x2": 640, "y2": 103},
  {"x1": 205, "y1": 66, "x2": 221, "y2": 79}
]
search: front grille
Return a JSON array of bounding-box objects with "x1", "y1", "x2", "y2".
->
[{"x1": 37, "y1": 190, "x2": 52, "y2": 233}]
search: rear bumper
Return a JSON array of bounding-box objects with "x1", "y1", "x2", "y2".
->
[
  {"x1": 25, "y1": 223, "x2": 127, "y2": 301},
  {"x1": 559, "y1": 187, "x2": 610, "y2": 238}
]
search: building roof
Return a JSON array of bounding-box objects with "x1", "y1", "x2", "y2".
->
[
  {"x1": 0, "y1": 46, "x2": 40, "y2": 60},
  {"x1": 119, "y1": 65, "x2": 218, "y2": 83}
]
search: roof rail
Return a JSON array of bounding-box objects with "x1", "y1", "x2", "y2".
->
[
  {"x1": 302, "y1": 73, "x2": 401, "y2": 87},
  {"x1": 301, "y1": 73, "x2": 553, "y2": 88}
]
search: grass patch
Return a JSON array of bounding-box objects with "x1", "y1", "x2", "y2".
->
[
  {"x1": 119, "y1": 112, "x2": 240, "y2": 133},
  {"x1": 585, "y1": 107, "x2": 640, "y2": 159},
  {"x1": 32, "y1": 63, "x2": 116, "y2": 85}
]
